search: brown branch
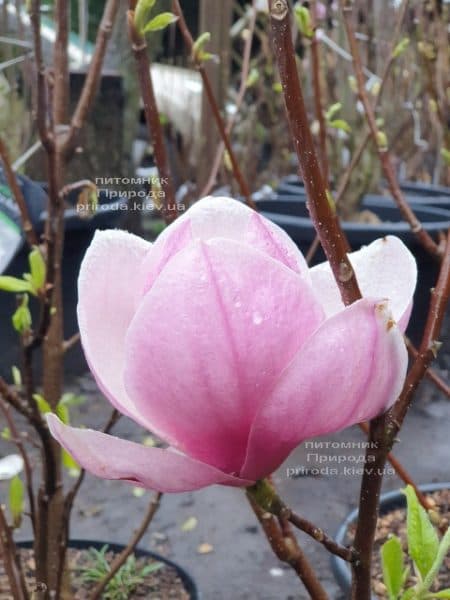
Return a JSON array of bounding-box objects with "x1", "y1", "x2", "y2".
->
[
  {"x1": 357, "y1": 422, "x2": 432, "y2": 510},
  {"x1": 247, "y1": 479, "x2": 355, "y2": 563},
  {"x1": 172, "y1": 0, "x2": 256, "y2": 209},
  {"x1": 351, "y1": 414, "x2": 390, "y2": 600},
  {"x1": 340, "y1": 0, "x2": 442, "y2": 260},
  {"x1": 62, "y1": 0, "x2": 120, "y2": 156},
  {"x1": 310, "y1": 0, "x2": 329, "y2": 185},
  {"x1": 126, "y1": 9, "x2": 177, "y2": 225},
  {"x1": 90, "y1": 492, "x2": 162, "y2": 600},
  {"x1": 52, "y1": 0, "x2": 69, "y2": 125},
  {"x1": 201, "y1": 0, "x2": 257, "y2": 197},
  {"x1": 63, "y1": 332, "x2": 81, "y2": 354},
  {"x1": 29, "y1": 0, "x2": 53, "y2": 151},
  {"x1": 268, "y1": 0, "x2": 361, "y2": 306},
  {"x1": 0, "y1": 504, "x2": 29, "y2": 600},
  {"x1": 0, "y1": 397, "x2": 37, "y2": 533},
  {"x1": 247, "y1": 492, "x2": 328, "y2": 599},
  {"x1": 0, "y1": 135, "x2": 38, "y2": 247}
]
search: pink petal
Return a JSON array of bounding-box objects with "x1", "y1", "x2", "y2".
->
[
  {"x1": 124, "y1": 238, "x2": 324, "y2": 474},
  {"x1": 77, "y1": 230, "x2": 153, "y2": 427},
  {"x1": 47, "y1": 414, "x2": 252, "y2": 492},
  {"x1": 139, "y1": 196, "x2": 309, "y2": 297},
  {"x1": 310, "y1": 236, "x2": 417, "y2": 330},
  {"x1": 242, "y1": 298, "x2": 408, "y2": 480}
]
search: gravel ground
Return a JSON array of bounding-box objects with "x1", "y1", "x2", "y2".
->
[{"x1": 1, "y1": 361, "x2": 449, "y2": 600}]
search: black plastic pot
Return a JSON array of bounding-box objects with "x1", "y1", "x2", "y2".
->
[
  {"x1": 0, "y1": 178, "x2": 126, "y2": 378},
  {"x1": 16, "y1": 539, "x2": 198, "y2": 599},
  {"x1": 255, "y1": 195, "x2": 450, "y2": 345},
  {"x1": 330, "y1": 482, "x2": 450, "y2": 599}
]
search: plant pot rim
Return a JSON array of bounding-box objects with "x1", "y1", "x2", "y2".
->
[
  {"x1": 15, "y1": 538, "x2": 199, "y2": 599},
  {"x1": 330, "y1": 482, "x2": 450, "y2": 597}
]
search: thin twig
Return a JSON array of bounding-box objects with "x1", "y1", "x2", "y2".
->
[
  {"x1": 0, "y1": 397, "x2": 37, "y2": 533},
  {"x1": 201, "y1": 0, "x2": 258, "y2": 197},
  {"x1": 247, "y1": 479, "x2": 355, "y2": 563},
  {"x1": 247, "y1": 492, "x2": 328, "y2": 599},
  {"x1": 389, "y1": 232, "x2": 450, "y2": 431},
  {"x1": 127, "y1": 7, "x2": 177, "y2": 224},
  {"x1": 62, "y1": 332, "x2": 81, "y2": 354},
  {"x1": 62, "y1": 0, "x2": 120, "y2": 156},
  {"x1": 0, "y1": 504, "x2": 29, "y2": 600},
  {"x1": 172, "y1": 0, "x2": 256, "y2": 209},
  {"x1": 339, "y1": 0, "x2": 442, "y2": 260},
  {"x1": 0, "y1": 135, "x2": 38, "y2": 247},
  {"x1": 306, "y1": 0, "x2": 410, "y2": 265},
  {"x1": 90, "y1": 493, "x2": 162, "y2": 600}
]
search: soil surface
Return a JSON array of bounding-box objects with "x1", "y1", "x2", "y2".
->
[{"x1": 0, "y1": 315, "x2": 449, "y2": 600}]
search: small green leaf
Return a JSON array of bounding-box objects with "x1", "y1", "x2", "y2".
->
[
  {"x1": 246, "y1": 67, "x2": 259, "y2": 88},
  {"x1": 404, "y1": 485, "x2": 439, "y2": 580},
  {"x1": 376, "y1": 130, "x2": 389, "y2": 150},
  {"x1": 11, "y1": 366, "x2": 22, "y2": 387},
  {"x1": 12, "y1": 295, "x2": 32, "y2": 333},
  {"x1": 134, "y1": 0, "x2": 156, "y2": 34},
  {"x1": 294, "y1": 4, "x2": 314, "y2": 38},
  {"x1": 33, "y1": 393, "x2": 52, "y2": 415},
  {"x1": 1, "y1": 427, "x2": 11, "y2": 440},
  {"x1": 56, "y1": 402, "x2": 70, "y2": 425},
  {"x1": 329, "y1": 119, "x2": 352, "y2": 133},
  {"x1": 0, "y1": 276, "x2": 33, "y2": 294},
  {"x1": 440, "y1": 148, "x2": 450, "y2": 166},
  {"x1": 58, "y1": 393, "x2": 85, "y2": 408},
  {"x1": 9, "y1": 475, "x2": 24, "y2": 528},
  {"x1": 433, "y1": 590, "x2": 450, "y2": 598},
  {"x1": 392, "y1": 37, "x2": 410, "y2": 59},
  {"x1": 28, "y1": 247, "x2": 46, "y2": 292},
  {"x1": 325, "y1": 102, "x2": 342, "y2": 121},
  {"x1": 381, "y1": 536, "x2": 405, "y2": 600},
  {"x1": 400, "y1": 590, "x2": 415, "y2": 600},
  {"x1": 62, "y1": 449, "x2": 80, "y2": 476},
  {"x1": 192, "y1": 32, "x2": 215, "y2": 63},
  {"x1": 272, "y1": 81, "x2": 283, "y2": 93},
  {"x1": 143, "y1": 12, "x2": 178, "y2": 33}
]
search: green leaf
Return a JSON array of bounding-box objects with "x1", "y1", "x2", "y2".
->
[
  {"x1": 440, "y1": 148, "x2": 450, "y2": 166},
  {"x1": 134, "y1": 0, "x2": 156, "y2": 34},
  {"x1": 421, "y1": 527, "x2": 450, "y2": 593},
  {"x1": 58, "y1": 393, "x2": 85, "y2": 408},
  {"x1": 1, "y1": 427, "x2": 11, "y2": 440},
  {"x1": 272, "y1": 81, "x2": 283, "y2": 93},
  {"x1": 433, "y1": 590, "x2": 450, "y2": 598},
  {"x1": 11, "y1": 366, "x2": 22, "y2": 387},
  {"x1": 0, "y1": 276, "x2": 33, "y2": 294},
  {"x1": 193, "y1": 32, "x2": 212, "y2": 62},
  {"x1": 56, "y1": 402, "x2": 70, "y2": 425},
  {"x1": 143, "y1": 12, "x2": 178, "y2": 33},
  {"x1": 325, "y1": 102, "x2": 342, "y2": 121},
  {"x1": 9, "y1": 475, "x2": 24, "y2": 528},
  {"x1": 245, "y1": 67, "x2": 259, "y2": 88},
  {"x1": 294, "y1": 4, "x2": 314, "y2": 38},
  {"x1": 381, "y1": 536, "x2": 405, "y2": 600},
  {"x1": 404, "y1": 485, "x2": 439, "y2": 579},
  {"x1": 12, "y1": 295, "x2": 32, "y2": 333},
  {"x1": 28, "y1": 247, "x2": 46, "y2": 292},
  {"x1": 62, "y1": 449, "x2": 80, "y2": 476},
  {"x1": 400, "y1": 590, "x2": 415, "y2": 600},
  {"x1": 329, "y1": 119, "x2": 352, "y2": 133},
  {"x1": 392, "y1": 37, "x2": 410, "y2": 59},
  {"x1": 33, "y1": 393, "x2": 52, "y2": 415}
]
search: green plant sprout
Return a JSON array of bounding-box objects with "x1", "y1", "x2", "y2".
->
[
  {"x1": 79, "y1": 545, "x2": 163, "y2": 600},
  {"x1": 381, "y1": 485, "x2": 450, "y2": 600}
]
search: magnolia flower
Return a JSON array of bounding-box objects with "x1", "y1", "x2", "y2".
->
[{"x1": 48, "y1": 197, "x2": 416, "y2": 492}]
